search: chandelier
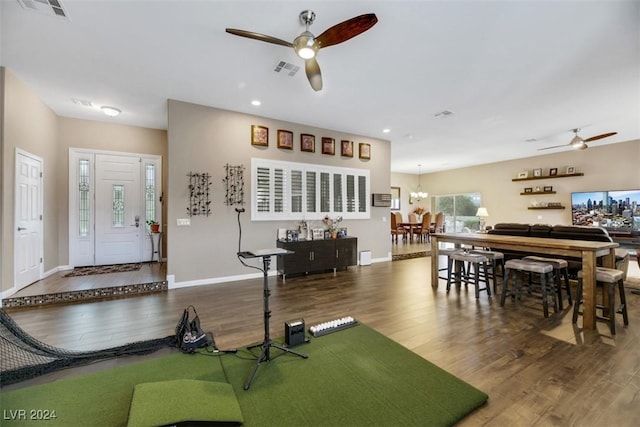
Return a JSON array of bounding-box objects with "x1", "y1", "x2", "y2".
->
[{"x1": 410, "y1": 164, "x2": 428, "y2": 202}]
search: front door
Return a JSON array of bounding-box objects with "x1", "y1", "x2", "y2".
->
[
  {"x1": 14, "y1": 150, "x2": 43, "y2": 289},
  {"x1": 94, "y1": 154, "x2": 143, "y2": 265}
]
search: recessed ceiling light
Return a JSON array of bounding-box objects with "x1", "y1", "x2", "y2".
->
[
  {"x1": 101, "y1": 106, "x2": 121, "y2": 117},
  {"x1": 251, "y1": 100, "x2": 261, "y2": 106},
  {"x1": 382, "y1": 128, "x2": 391, "y2": 133}
]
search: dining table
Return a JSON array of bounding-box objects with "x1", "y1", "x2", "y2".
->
[
  {"x1": 430, "y1": 232, "x2": 619, "y2": 331},
  {"x1": 397, "y1": 222, "x2": 423, "y2": 242}
]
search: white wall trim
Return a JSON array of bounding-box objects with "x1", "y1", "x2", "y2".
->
[
  {"x1": 168, "y1": 258, "x2": 392, "y2": 290},
  {"x1": 168, "y1": 271, "x2": 274, "y2": 290}
]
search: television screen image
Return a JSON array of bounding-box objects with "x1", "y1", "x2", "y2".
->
[{"x1": 571, "y1": 189, "x2": 640, "y2": 231}]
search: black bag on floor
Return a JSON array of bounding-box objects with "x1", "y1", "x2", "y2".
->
[{"x1": 173, "y1": 305, "x2": 214, "y2": 353}]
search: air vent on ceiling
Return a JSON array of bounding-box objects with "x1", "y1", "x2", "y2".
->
[
  {"x1": 17, "y1": 0, "x2": 70, "y2": 20},
  {"x1": 434, "y1": 110, "x2": 454, "y2": 118},
  {"x1": 71, "y1": 98, "x2": 93, "y2": 108},
  {"x1": 274, "y1": 61, "x2": 300, "y2": 77}
]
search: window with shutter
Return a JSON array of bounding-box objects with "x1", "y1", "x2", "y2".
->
[{"x1": 251, "y1": 158, "x2": 369, "y2": 221}]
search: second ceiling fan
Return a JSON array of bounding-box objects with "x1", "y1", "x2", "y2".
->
[
  {"x1": 226, "y1": 10, "x2": 378, "y2": 91},
  {"x1": 538, "y1": 128, "x2": 618, "y2": 151}
]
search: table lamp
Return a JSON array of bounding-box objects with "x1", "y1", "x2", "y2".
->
[{"x1": 476, "y1": 207, "x2": 489, "y2": 231}]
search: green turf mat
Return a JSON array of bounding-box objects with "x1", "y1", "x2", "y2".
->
[{"x1": 1, "y1": 324, "x2": 487, "y2": 427}]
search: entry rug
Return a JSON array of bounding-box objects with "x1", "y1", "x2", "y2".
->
[{"x1": 63, "y1": 263, "x2": 142, "y2": 277}]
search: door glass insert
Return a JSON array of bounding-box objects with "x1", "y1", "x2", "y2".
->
[{"x1": 112, "y1": 184, "x2": 125, "y2": 227}]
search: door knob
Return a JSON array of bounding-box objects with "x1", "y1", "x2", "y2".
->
[{"x1": 131, "y1": 215, "x2": 140, "y2": 227}]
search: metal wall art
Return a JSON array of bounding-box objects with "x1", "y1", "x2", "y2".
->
[
  {"x1": 223, "y1": 164, "x2": 245, "y2": 206},
  {"x1": 187, "y1": 172, "x2": 212, "y2": 216}
]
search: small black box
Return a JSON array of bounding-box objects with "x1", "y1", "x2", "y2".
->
[{"x1": 285, "y1": 319, "x2": 305, "y2": 346}]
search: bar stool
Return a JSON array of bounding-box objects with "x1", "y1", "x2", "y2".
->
[
  {"x1": 446, "y1": 251, "x2": 491, "y2": 298},
  {"x1": 438, "y1": 247, "x2": 465, "y2": 282},
  {"x1": 500, "y1": 259, "x2": 558, "y2": 318},
  {"x1": 470, "y1": 249, "x2": 505, "y2": 294},
  {"x1": 522, "y1": 255, "x2": 571, "y2": 309},
  {"x1": 572, "y1": 267, "x2": 628, "y2": 334}
]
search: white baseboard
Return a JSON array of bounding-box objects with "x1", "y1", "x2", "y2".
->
[{"x1": 168, "y1": 270, "x2": 276, "y2": 290}]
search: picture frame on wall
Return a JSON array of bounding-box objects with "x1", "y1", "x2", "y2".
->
[
  {"x1": 517, "y1": 171, "x2": 528, "y2": 179},
  {"x1": 533, "y1": 168, "x2": 542, "y2": 177},
  {"x1": 566, "y1": 166, "x2": 575, "y2": 174},
  {"x1": 322, "y1": 137, "x2": 335, "y2": 155},
  {"x1": 277, "y1": 130, "x2": 293, "y2": 149},
  {"x1": 251, "y1": 125, "x2": 268, "y2": 146},
  {"x1": 341, "y1": 140, "x2": 354, "y2": 157},
  {"x1": 359, "y1": 143, "x2": 371, "y2": 159},
  {"x1": 300, "y1": 134, "x2": 315, "y2": 152},
  {"x1": 524, "y1": 187, "x2": 533, "y2": 193},
  {"x1": 549, "y1": 167, "x2": 558, "y2": 176},
  {"x1": 543, "y1": 186, "x2": 553, "y2": 192}
]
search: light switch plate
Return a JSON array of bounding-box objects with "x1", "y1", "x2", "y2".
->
[{"x1": 177, "y1": 218, "x2": 190, "y2": 226}]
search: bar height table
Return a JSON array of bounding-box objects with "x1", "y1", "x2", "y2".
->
[{"x1": 430, "y1": 232, "x2": 618, "y2": 331}]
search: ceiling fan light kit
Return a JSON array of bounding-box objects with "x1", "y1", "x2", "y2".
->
[
  {"x1": 226, "y1": 10, "x2": 378, "y2": 91},
  {"x1": 294, "y1": 31, "x2": 317, "y2": 59}
]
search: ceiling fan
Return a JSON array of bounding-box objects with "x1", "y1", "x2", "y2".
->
[
  {"x1": 226, "y1": 10, "x2": 378, "y2": 91},
  {"x1": 537, "y1": 128, "x2": 618, "y2": 151}
]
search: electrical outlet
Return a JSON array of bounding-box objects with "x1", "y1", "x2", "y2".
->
[
  {"x1": 537, "y1": 215, "x2": 543, "y2": 220},
  {"x1": 177, "y1": 218, "x2": 190, "y2": 226}
]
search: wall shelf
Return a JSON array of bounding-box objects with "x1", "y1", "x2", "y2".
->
[
  {"x1": 512, "y1": 172, "x2": 583, "y2": 182},
  {"x1": 520, "y1": 191, "x2": 556, "y2": 195},
  {"x1": 528, "y1": 206, "x2": 565, "y2": 210}
]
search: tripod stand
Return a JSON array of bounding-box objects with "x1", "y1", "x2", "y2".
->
[{"x1": 239, "y1": 250, "x2": 308, "y2": 390}]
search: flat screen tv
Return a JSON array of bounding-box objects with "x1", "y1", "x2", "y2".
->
[{"x1": 571, "y1": 189, "x2": 640, "y2": 232}]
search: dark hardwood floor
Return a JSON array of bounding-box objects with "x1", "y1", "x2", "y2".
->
[{"x1": 3, "y1": 254, "x2": 640, "y2": 426}]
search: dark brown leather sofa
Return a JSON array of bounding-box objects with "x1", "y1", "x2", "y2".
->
[
  {"x1": 488, "y1": 223, "x2": 614, "y2": 242},
  {"x1": 487, "y1": 223, "x2": 620, "y2": 276}
]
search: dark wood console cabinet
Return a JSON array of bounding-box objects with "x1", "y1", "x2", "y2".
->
[{"x1": 276, "y1": 237, "x2": 358, "y2": 278}]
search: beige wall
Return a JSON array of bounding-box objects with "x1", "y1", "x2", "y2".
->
[
  {"x1": 391, "y1": 140, "x2": 640, "y2": 229},
  {"x1": 167, "y1": 100, "x2": 392, "y2": 284},
  {"x1": 1, "y1": 68, "x2": 58, "y2": 293}
]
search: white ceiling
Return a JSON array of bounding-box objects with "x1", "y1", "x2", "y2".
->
[{"x1": 2, "y1": 0, "x2": 639, "y2": 174}]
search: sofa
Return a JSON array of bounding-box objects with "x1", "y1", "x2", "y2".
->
[
  {"x1": 488, "y1": 223, "x2": 615, "y2": 241},
  {"x1": 487, "y1": 223, "x2": 627, "y2": 277}
]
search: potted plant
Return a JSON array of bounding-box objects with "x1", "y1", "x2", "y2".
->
[
  {"x1": 146, "y1": 219, "x2": 160, "y2": 233},
  {"x1": 323, "y1": 215, "x2": 343, "y2": 239}
]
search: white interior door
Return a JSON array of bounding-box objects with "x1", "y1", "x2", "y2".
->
[
  {"x1": 14, "y1": 150, "x2": 43, "y2": 289},
  {"x1": 95, "y1": 154, "x2": 143, "y2": 264}
]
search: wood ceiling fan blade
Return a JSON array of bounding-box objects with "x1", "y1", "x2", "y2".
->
[
  {"x1": 305, "y1": 58, "x2": 323, "y2": 91},
  {"x1": 225, "y1": 28, "x2": 293, "y2": 48},
  {"x1": 584, "y1": 132, "x2": 617, "y2": 142},
  {"x1": 537, "y1": 144, "x2": 570, "y2": 151},
  {"x1": 316, "y1": 13, "x2": 378, "y2": 49}
]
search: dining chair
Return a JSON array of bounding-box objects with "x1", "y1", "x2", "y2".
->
[
  {"x1": 430, "y1": 212, "x2": 445, "y2": 234},
  {"x1": 418, "y1": 212, "x2": 432, "y2": 242},
  {"x1": 390, "y1": 212, "x2": 406, "y2": 243}
]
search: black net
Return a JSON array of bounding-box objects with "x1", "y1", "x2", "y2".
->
[{"x1": 0, "y1": 309, "x2": 174, "y2": 387}]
